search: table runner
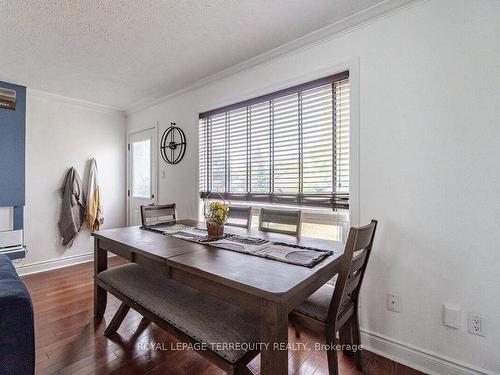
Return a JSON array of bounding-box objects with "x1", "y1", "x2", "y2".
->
[{"x1": 142, "y1": 224, "x2": 334, "y2": 268}]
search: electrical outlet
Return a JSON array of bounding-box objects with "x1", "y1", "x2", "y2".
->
[
  {"x1": 386, "y1": 294, "x2": 400, "y2": 313},
  {"x1": 468, "y1": 313, "x2": 485, "y2": 336}
]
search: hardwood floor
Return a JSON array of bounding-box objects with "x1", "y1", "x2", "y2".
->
[{"x1": 22, "y1": 258, "x2": 424, "y2": 375}]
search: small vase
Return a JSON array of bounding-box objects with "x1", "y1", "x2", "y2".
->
[{"x1": 206, "y1": 221, "x2": 224, "y2": 237}]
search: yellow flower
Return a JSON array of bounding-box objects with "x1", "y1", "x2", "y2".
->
[{"x1": 206, "y1": 201, "x2": 229, "y2": 225}]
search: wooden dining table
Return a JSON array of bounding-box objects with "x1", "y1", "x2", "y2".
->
[{"x1": 92, "y1": 220, "x2": 345, "y2": 375}]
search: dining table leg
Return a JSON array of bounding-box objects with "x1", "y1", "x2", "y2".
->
[
  {"x1": 94, "y1": 237, "x2": 107, "y2": 319},
  {"x1": 260, "y1": 300, "x2": 288, "y2": 375}
]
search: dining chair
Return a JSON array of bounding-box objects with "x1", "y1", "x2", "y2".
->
[
  {"x1": 140, "y1": 203, "x2": 176, "y2": 228},
  {"x1": 258, "y1": 208, "x2": 302, "y2": 236},
  {"x1": 289, "y1": 220, "x2": 378, "y2": 375},
  {"x1": 226, "y1": 205, "x2": 253, "y2": 230}
]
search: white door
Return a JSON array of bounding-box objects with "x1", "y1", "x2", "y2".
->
[{"x1": 128, "y1": 128, "x2": 157, "y2": 225}]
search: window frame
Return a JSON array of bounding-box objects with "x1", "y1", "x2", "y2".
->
[{"x1": 198, "y1": 71, "x2": 350, "y2": 210}]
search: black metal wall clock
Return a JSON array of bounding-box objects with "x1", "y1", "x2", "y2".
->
[{"x1": 160, "y1": 122, "x2": 187, "y2": 164}]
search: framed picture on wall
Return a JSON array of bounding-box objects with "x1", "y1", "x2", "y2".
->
[{"x1": 0, "y1": 87, "x2": 16, "y2": 111}]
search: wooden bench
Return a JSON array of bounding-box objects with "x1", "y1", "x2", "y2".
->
[{"x1": 96, "y1": 263, "x2": 261, "y2": 374}]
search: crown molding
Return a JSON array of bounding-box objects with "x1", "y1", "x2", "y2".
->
[
  {"x1": 28, "y1": 88, "x2": 125, "y2": 116},
  {"x1": 126, "y1": 0, "x2": 422, "y2": 115}
]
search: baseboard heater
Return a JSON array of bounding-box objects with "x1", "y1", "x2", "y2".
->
[{"x1": 0, "y1": 229, "x2": 25, "y2": 260}]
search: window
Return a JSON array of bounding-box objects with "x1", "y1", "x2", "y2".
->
[
  {"x1": 131, "y1": 139, "x2": 151, "y2": 198},
  {"x1": 199, "y1": 71, "x2": 350, "y2": 210}
]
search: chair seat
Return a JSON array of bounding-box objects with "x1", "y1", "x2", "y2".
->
[
  {"x1": 294, "y1": 277, "x2": 351, "y2": 323},
  {"x1": 97, "y1": 263, "x2": 260, "y2": 363}
]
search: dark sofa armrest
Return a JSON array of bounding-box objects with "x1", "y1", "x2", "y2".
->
[{"x1": 0, "y1": 254, "x2": 35, "y2": 375}]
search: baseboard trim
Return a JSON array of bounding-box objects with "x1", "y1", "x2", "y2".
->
[
  {"x1": 361, "y1": 329, "x2": 495, "y2": 375},
  {"x1": 15, "y1": 252, "x2": 96, "y2": 276}
]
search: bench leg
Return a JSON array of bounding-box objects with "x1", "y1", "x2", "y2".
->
[
  {"x1": 94, "y1": 238, "x2": 108, "y2": 319},
  {"x1": 290, "y1": 317, "x2": 301, "y2": 338},
  {"x1": 104, "y1": 302, "x2": 130, "y2": 336},
  {"x1": 234, "y1": 365, "x2": 253, "y2": 375}
]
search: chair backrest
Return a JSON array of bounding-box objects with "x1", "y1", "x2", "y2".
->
[
  {"x1": 258, "y1": 208, "x2": 302, "y2": 237},
  {"x1": 226, "y1": 206, "x2": 252, "y2": 229},
  {"x1": 327, "y1": 220, "x2": 378, "y2": 330},
  {"x1": 141, "y1": 204, "x2": 176, "y2": 228}
]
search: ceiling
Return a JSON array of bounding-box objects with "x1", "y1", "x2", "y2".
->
[{"x1": 0, "y1": 0, "x2": 413, "y2": 111}]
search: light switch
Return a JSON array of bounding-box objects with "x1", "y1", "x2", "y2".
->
[{"x1": 443, "y1": 304, "x2": 461, "y2": 329}]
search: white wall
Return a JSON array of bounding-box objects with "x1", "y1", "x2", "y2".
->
[
  {"x1": 16, "y1": 90, "x2": 126, "y2": 274},
  {"x1": 127, "y1": 1, "x2": 500, "y2": 374},
  {"x1": 0, "y1": 207, "x2": 13, "y2": 230}
]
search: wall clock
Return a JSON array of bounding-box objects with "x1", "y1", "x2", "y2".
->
[{"x1": 160, "y1": 122, "x2": 187, "y2": 164}]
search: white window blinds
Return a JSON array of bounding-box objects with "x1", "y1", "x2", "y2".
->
[{"x1": 199, "y1": 71, "x2": 349, "y2": 209}]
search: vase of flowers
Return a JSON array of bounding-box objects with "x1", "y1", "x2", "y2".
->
[{"x1": 205, "y1": 201, "x2": 229, "y2": 237}]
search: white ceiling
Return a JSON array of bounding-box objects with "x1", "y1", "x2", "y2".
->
[{"x1": 0, "y1": 0, "x2": 413, "y2": 111}]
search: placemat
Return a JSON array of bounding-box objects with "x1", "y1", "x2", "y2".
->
[{"x1": 142, "y1": 224, "x2": 333, "y2": 268}]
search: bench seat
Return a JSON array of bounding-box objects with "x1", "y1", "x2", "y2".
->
[{"x1": 97, "y1": 263, "x2": 260, "y2": 364}]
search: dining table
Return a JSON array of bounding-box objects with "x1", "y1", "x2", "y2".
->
[{"x1": 92, "y1": 219, "x2": 345, "y2": 375}]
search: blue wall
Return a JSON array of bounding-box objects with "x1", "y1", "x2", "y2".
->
[{"x1": 0, "y1": 81, "x2": 26, "y2": 230}]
